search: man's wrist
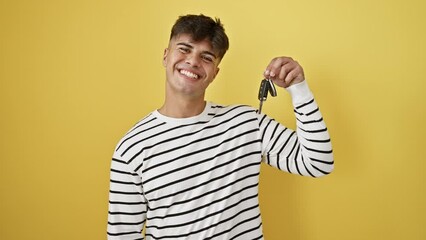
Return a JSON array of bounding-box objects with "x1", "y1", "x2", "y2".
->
[{"x1": 285, "y1": 80, "x2": 314, "y2": 106}]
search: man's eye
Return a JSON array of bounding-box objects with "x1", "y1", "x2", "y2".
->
[
  {"x1": 179, "y1": 48, "x2": 189, "y2": 53},
  {"x1": 202, "y1": 56, "x2": 213, "y2": 62}
]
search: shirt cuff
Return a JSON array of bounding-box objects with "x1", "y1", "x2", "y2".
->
[{"x1": 285, "y1": 80, "x2": 314, "y2": 106}]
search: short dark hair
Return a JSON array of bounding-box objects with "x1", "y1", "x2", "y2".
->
[{"x1": 170, "y1": 14, "x2": 229, "y2": 60}]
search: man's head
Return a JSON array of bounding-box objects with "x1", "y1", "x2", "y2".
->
[
  {"x1": 162, "y1": 14, "x2": 229, "y2": 101},
  {"x1": 169, "y1": 14, "x2": 229, "y2": 61}
]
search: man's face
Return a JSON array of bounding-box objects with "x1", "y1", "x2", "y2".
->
[{"x1": 163, "y1": 34, "x2": 220, "y2": 99}]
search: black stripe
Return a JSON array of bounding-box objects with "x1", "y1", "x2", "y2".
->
[
  {"x1": 116, "y1": 121, "x2": 167, "y2": 151},
  {"x1": 109, "y1": 200, "x2": 145, "y2": 205},
  {"x1": 265, "y1": 154, "x2": 270, "y2": 165},
  {"x1": 126, "y1": 114, "x2": 155, "y2": 136},
  {"x1": 125, "y1": 115, "x2": 156, "y2": 133},
  {"x1": 310, "y1": 157, "x2": 334, "y2": 165},
  {"x1": 306, "y1": 107, "x2": 320, "y2": 116},
  {"x1": 296, "y1": 117, "x2": 323, "y2": 124},
  {"x1": 110, "y1": 168, "x2": 138, "y2": 176},
  {"x1": 112, "y1": 158, "x2": 127, "y2": 164},
  {"x1": 294, "y1": 145, "x2": 302, "y2": 175},
  {"x1": 108, "y1": 220, "x2": 145, "y2": 226},
  {"x1": 311, "y1": 163, "x2": 331, "y2": 175},
  {"x1": 305, "y1": 146, "x2": 333, "y2": 154},
  {"x1": 285, "y1": 134, "x2": 299, "y2": 174},
  {"x1": 211, "y1": 105, "x2": 255, "y2": 119},
  {"x1": 230, "y1": 221, "x2": 262, "y2": 240},
  {"x1": 294, "y1": 109, "x2": 303, "y2": 116},
  {"x1": 110, "y1": 179, "x2": 141, "y2": 186},
  {"x1": 108, "y1": 210, "x2": 146, "y2": 215},
  {"x1": 260, "y1": 118, "x2": 273, "y2": 144},
  {"x1": 109, "y1": 190, "x2": 142, "y2": 195},
  {"x1": 298, "y1": 126, "x2": 328, "y2": 133},
  {"x1": 107, "y1": 230, "x2": 141, "y2": 236},
  {"x1": 294, "y1": 107, "x2": 320, "y2": 117},
  {"x1": 273, "y1": 131, "x2": 295, "y2": 173},
  {"x1": 258, "y1": 114, "x2": 267, "y2": 126},
  {"x1": 276, "y1": 154, "x2": 281, "y2": 170},
  {"x1": 210, "y1": 104, "x2": 225, "y2": 108},
  {"x1": 268, "y1": 128, "x2": 287, "y2": 154},
  {"x1": 295, "y1": 98, "x2": 314, "y2": 110},
  {"x1": 304, "y1": 138, "x2": 331, "y2": 143},
  {"x1": 269, "y1": 122, "x2": 279, "y2": 141}
]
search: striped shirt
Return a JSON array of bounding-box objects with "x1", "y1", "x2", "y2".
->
[{"x1": 107, "y1": 82, "x2": 334, "y2": 239}]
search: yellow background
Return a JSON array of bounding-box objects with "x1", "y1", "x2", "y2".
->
[{"x1": 1, "y1": 0, "x2": 425, "y2": 239}]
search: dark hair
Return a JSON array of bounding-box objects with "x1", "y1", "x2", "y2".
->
[{"x1": 170, "y1": 14, "x2": 229, "y2": 60}]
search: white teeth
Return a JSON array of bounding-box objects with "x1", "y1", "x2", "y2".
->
[{"x1": 180, "y1": 69, "x2": 199, "y2": 79}]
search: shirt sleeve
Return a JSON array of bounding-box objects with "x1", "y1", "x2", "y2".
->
[
  {"x1": 107, "y1": 153, "x2": 147, "y2": 239},
  {"x1": 258, "y1": 81, "x2": 334, "y2": 177}
]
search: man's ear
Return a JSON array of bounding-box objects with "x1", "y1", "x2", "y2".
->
[
  {"x1": 214, "y1": 67, "x2": 220, "y2": 79},
  {"x1": 210, "y1": 67, "x2": 220, "y2": 83},
  {"x1": 162, "y1": 48, "x2": 169, "y2": 67}
]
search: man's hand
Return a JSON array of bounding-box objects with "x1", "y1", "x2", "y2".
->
[{"x1": 263, "y1": 56, "x2": 305, "y2": 88}]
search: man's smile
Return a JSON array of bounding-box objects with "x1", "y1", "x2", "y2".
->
[{"x1": 179, "y1": 69, "x2": 200, "y2": 80}]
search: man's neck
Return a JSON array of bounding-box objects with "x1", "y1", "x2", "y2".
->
[{"x1": 158, "y1": 97, "x2": 206, "y2": 118}]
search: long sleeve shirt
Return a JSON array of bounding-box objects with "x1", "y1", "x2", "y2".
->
[{"x1": 107, "y1": 81, "x2": 334, "y2": 239}]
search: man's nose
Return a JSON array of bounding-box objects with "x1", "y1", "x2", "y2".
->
[{"x1": 185, "y1": 54, "x2": 201, "y2": 67}]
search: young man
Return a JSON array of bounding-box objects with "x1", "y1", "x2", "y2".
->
[{"x1": 107, "y1": 14, "x2": 334, "y2": 239}]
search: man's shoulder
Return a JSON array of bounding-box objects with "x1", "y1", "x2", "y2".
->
[
  {"x1": 112, "y1": 112, "x2": 159, "y2": 153},
  {"x1": 127, "y1": 111, "x2": 158, "y2": 133}
]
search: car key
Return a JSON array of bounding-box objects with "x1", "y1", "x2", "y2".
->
[{"x1": 258, "y1": 79, "x2": 277, "y2": 114}]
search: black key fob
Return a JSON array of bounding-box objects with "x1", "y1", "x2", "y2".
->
[{"x1": 258, "y1": 79, "x2": 277, "y2": 113}]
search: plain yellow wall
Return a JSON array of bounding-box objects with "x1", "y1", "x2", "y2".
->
[{"x1": 1, "y1": 0, "x2": 425, "y2": 239}]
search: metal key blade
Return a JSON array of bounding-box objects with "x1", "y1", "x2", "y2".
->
[{"x1": 259, "y1": 99, "x2": 264, "y2": 114}]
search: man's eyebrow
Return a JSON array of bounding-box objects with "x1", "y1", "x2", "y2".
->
[
  {"x1": 176, "y1": 42, "x2": 217, "y2": 59},
  {"x1": 176, "y1": 42, "x2": 193, "y2": 48}
]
